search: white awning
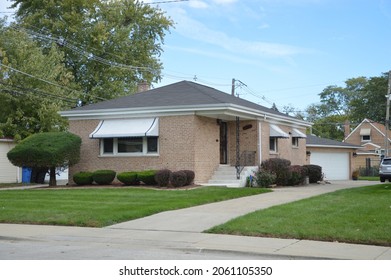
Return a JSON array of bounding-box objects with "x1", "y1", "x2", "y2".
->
[
  {"x1": 89, "y1": 118, "x2": 159, "y2": 138},
  {"x1": 270, "y1": 124, "x2": 289, "y2": 138},
  {"x1": 360, "y1": 128, "x2": 371, "y2": 136},
  {"x1": 291, "y1": 128, "x2": 307, "y2": 138}
]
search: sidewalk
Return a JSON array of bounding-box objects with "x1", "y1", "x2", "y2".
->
[{"x1": 0, "y1": 180, "x2": 390, "y2": 260}]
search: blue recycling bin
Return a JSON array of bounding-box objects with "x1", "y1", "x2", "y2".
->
[{"x1": 22, "y1": 167, "x2": 32, "y2": 183}]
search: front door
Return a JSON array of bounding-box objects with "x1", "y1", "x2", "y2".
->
[{"x1": 219, "y1": 122, "x2": 228, "y2": 164}]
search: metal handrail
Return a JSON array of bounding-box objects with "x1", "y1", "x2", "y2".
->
[{"x1": 235, "y1": 150, "x2": 256, "y2": 179}]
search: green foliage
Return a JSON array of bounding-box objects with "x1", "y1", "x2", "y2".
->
[
  {"x1": 182, "y1": 170, "x2": 195, "y2": 185},
  {"x1": 154, "y1": 169, "x2": 171, "y2": 187},
  {"x1": 10, "y1": 0, "x2": 174, "y2": 103},
  {"x1": 7, "y1": 132, "x2": 81, "y2": 168},
  {"x1": 170, "y1": 171, "x2": 187, "y2": 188},
  {"x1": 254, "y1": 169, "x2": 276, "y2": 188},
  {"x1": 303, "y1": 165, "x2": 323, "y2": 183},
  {"x1": 73, "y1": 171, "x2": 93, "y2": 186},
  {"x1": 92, "y1": 170, "x2": 116, "y2": 185},
  {"x1": 261, "y1": 158, "x2": 291, "y2": 186},
  {"x1": 117, "y1": 171, "x2": 139, "y2": 186},
  {"x1": 138, "y1": 170, "x2": 157, "y2": 185},
  {"x1": 0, "y1": 20, "x2": 76, "y2": 139}
]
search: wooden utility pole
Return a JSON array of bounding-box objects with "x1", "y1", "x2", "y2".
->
[
  {"x1": 385, "y1": 70, "x2": 391, "y2": 157},
  {"x1": 231, "y1": 78, "x2": 235, "y2": 96}
]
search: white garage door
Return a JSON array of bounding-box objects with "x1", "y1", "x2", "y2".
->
[
  {"x1": 0, "y1": 141, "x2": 20, "y2": 183},
  {"x1": 310, "y1": 152, "x2": 349, "y2": 180}
]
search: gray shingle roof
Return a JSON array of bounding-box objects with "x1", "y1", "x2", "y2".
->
[
  {"x1": 71, "y1": 80, "x2": 298, "y2": 120},
  {"x1": 306, "y1": 134, "x2": 359, "y2": 148}
]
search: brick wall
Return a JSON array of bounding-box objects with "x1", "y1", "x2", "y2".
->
[{"x1": 68, "y1": 115, "x2": 220, "y2": 184}]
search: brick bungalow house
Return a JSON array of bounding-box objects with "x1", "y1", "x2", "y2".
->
[
  {"x1": 344, "y1": 118, "x2": 390, "y2": 171},
  {"x1": 60, "y1": 81, "x2": 311, "y2": 185}
]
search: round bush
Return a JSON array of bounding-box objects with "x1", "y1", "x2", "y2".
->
[
  {"x1": 170, "y1": 171, "x2": 187, "y2": 188},
  {"x1": 117, "y1": 171, "x2": 139, "y2": 185},
  {"x1": 73, "y1": 171, "x2": 93, "y2": 186},
  {"x1": 138, "y1": 170, "x2": 157, "y2": 185},
  {"x1": 288, "y1": 165, "x2": 306, "y2": 186},
  {"x1": 154, "y1": 169, "x2": 172, "y2": 187},
  {"x1": 303, "y1": 164, "x2": 323, "y2": 183},
  {"x1": 182, "y1": 170, "x2": 195, "y2": 186},
  {"x1": 255, "y1": 169, "x2": 276, "y2": 188},
  {"x1": 92, "y1": 170, "x2": 116, "y2": 185}
]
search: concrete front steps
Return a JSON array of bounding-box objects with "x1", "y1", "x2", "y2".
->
[{"x1": 205, "y1": 165, "x2": 258, "y2": 188}]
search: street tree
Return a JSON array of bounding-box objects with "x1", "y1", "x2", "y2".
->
[
  {"x1": 7, "y1": 132, "x2": 81, "y2": 186},
  {"x1": 0, "y1": 20, "x2": 78, "y2": 140},
  {"x1": 10, "y1": 0, "x2": 174, "y2": 103}
]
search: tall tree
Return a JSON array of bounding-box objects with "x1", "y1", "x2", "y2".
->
[
  {"x1": 10, "y1": 0, "x2": 173, "y2": 103},
  {"x1": 0, "y1": 20, "x2": 77, "y2": 140}
]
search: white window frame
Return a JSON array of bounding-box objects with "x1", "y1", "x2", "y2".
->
[
  {"x1": 100, "y1": 136, "x2": 159, "y2": 157},
  {"x1": 361, "y1": 135, "x2": 371, "y2": 142},
  {"x1": 269, "y1": 137, "x2": 278, "y2": 153},
  {"x1": 292, "y1": 137, "x2": 299, "y2": 148}
]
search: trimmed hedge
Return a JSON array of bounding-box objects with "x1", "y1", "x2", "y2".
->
[
  {"x1": 138, "y1": 170, "x2": 157, "y2": 185},
  {"x1": 261, "y1": 158, "x2": 291, "y2": 186},
  {"x1": 182, "y1": 170, "x2": 195, "y2": 185},
  {"x1": 170, "y1": 171, "x2": 187, "y2": 188},
  {"x1": 73, "y1": 171, "x2": 93, "y2": 186},
  {"x1": 117, "y1": 171, "x2": 139, "y2": 186},
  {"x1": 288, "y1": 165, "x2": 306, "y2": 186},
  {"x1": 303, "y1": 164, "x2": 323, "y2": 183},
  {"x1": 92, "y1": 170, "x2": 116, "y2": 185},
  {"x1": 255, "y1": 169, "x2": 276, "y2": 188},
  {"x1": 155, "y1": 169, "x2": 172, "y2": 187}
]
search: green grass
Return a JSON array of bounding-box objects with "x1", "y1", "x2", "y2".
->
[
  {"x1": 0, "y1": 186, "x2": 269, "y2": 227},
  {"x1": 207, "y1": 184, "x2": 391, "y2": 246},
  {"x1": 359, "y1": 176, "x2": 380, "y2": 181}
]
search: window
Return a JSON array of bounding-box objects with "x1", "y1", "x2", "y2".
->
[
  {"x1": 269, "y1": 137, "x2": 278, "y2": 152},
  {"x1": 101, "y1": 137, "x2": 159, "y2": 156},
  {"x1": 361, "y1": 135, "x2": 371, "y2": 142},
  {"x1": 292, "y1": 137, "x2": 299, "y2": 147}
]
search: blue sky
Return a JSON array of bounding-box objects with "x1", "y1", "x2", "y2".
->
[
  {"x1": 151, "y1": 0, "x2": 391, "y2": 112},
  {"x1": 1, "y1": 0, "x2": 391, "y2": 113}
]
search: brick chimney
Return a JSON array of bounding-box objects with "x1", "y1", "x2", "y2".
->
[
  {"x1": 137, "y1": 81, "x2": 150, "y2": 93},
  {"x1": 344, "y1": 120, "x2": 351, "y2": 139}
]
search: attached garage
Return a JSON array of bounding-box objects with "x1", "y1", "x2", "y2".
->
[
  {"x1": 0, "y1": 139, "x2": 21, "y2": 183},
  {"x1": 306, "y1": 135, "x2": 360, "y2": 181},
  {"x1": 310, "y1": 151, "x2": 350, "y2": 180}
]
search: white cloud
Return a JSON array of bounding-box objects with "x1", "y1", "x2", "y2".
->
[
  {"x1": 188, "y1": 0, "x2": 209, "y2": 9},
  {"x1": 172, "y1": 10, "x2": 310, "y2": 58}
]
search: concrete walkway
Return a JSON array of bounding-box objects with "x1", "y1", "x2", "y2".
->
[{"x1": 1, "y1": 180, "x2": 390, "y2": 260}]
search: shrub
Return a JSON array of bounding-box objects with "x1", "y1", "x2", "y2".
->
[
  {"x1": 154, "y1": 169, "x2": 172, "y2": 187},
  {"x1": 73, "y1": 171, "x2": 93, "y2": 185},
  {"x1": 254, "y1": 169, "x2": 276, "y2": 188},
  {"x1": 170, "y1": 171, "x2": 187, "y2": 188},
  {"x1": 303, "y1": 164, "x2": 323, "y2": 183},
  {"x1": 92, "y1": 170, "x2": 116, "y2": 185},
  {"x1": 117, "y1": 171, "x2": 139, "y2": 186},
  {"x1": 138, "y1": 170, "x2": 157, "y2": 185},
  {"x1": 261, "y1": 158, "x2": 291, "y2": 186},
  {"x1": 288, "y1": 165, "x2": 306, "y2": 186},
  {"x1": 182, "y1": 170, "x2": 195, "y2": 185}
]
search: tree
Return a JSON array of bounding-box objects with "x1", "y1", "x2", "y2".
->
[
  {"x1": 10, "y1": 0, "x2": 173, "y2": 103},
  {"x1": 0, "y1": 20, "x2": 77, "y2": 140},
  {"x1": 7, "y1": 132, "x2": 81, "y2": 186}
]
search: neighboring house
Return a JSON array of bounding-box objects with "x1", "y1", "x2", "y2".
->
[
  {"x1": 60, "y1": 81, "x2": 311, "y2": 185},
  {"x1": 0, "y1": 138, "x2": 22, "y2": 183},
  {"x1": 344, "y1": 118, "x2": 389, "y2": 170},
  {"x1": 306, "y1": 134, "x2": 359, "y2": 180}
]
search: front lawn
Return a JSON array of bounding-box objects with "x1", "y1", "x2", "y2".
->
[
  {"x1": 0, "y1": 186, "x2": 269, "y2": 227},
  {"x1": 207, "y1": 184, "x2": 391, "y2": 246}
]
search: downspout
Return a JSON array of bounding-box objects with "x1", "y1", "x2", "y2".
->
[{"x1": 235, "y1": 116, "x2": 240, "y2": 179}]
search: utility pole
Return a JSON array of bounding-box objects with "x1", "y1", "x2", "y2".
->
[
  {"x1": 231, "y1": 78, "x2": 235, "y2": 96},
  {"x1": 385, "y1": 70, "x2": 391, "y2": 157}
]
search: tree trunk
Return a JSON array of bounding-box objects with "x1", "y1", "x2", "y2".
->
[{"x1": 49, "y1": 166, "x2": 57, "y2": 187}]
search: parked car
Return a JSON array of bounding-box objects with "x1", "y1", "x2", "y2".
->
[{"x1": 379, "y1": 157, "x2": 391, "y2": 182}]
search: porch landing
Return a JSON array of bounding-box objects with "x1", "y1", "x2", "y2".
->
[{"x1": 204, "y1": 165, "x2": 257, "y2": 188}]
